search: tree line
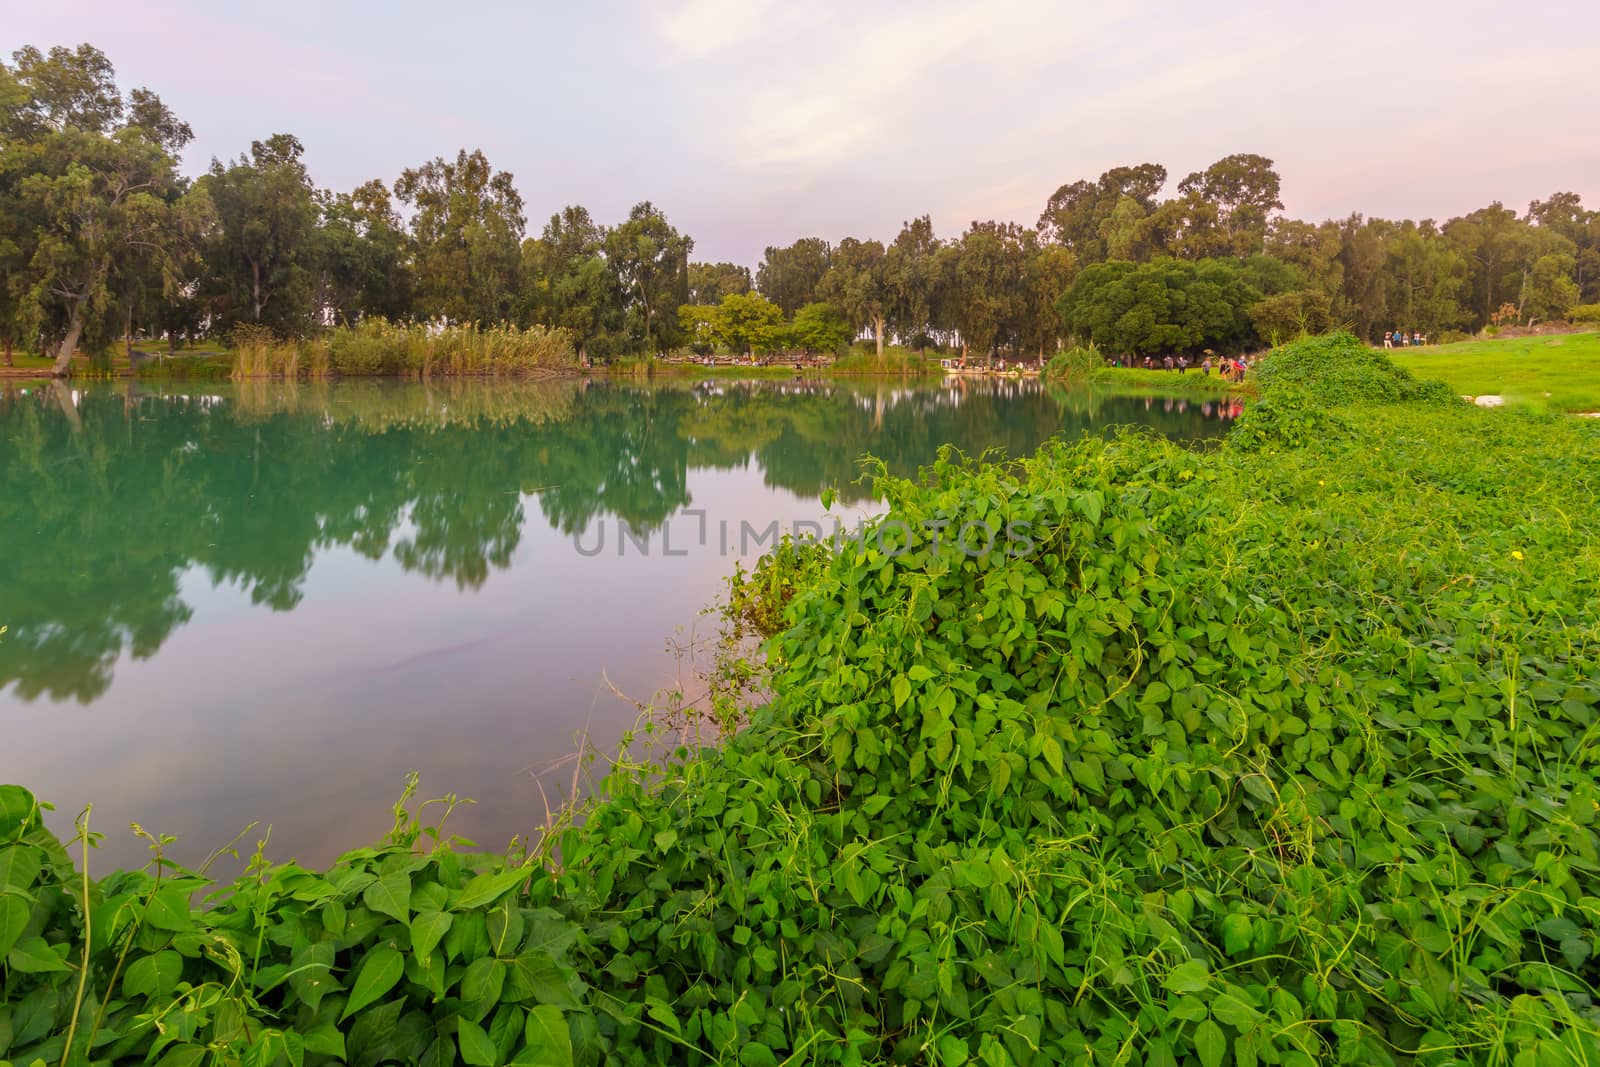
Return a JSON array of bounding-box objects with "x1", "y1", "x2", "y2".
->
[{"x1": 4, "y1": 43, "x2": 1598, "y2": 374}]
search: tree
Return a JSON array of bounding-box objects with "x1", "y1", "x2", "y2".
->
[
  {"x1": 884, "y1": 216, "x2": 940, "y2": 350},
  {"x1": 396, "y1": 148, "x2": 526, "y2": 326},
  {"x1": 606, "y1": 201, "x2": 692, "y2": 355},
  {"x1": 943, "y1": 222, "x2": 1029, "y2": 363},
  {"x1": 1038, "y1": 163, "x2": 1166, "y2": 263},
  {"x1": 1175, "y1": 153, "x2": 1283, "y2": 257},
  {"x1": 1057, "y1": 258, "x2": 1259, "y2": 356},
  {"x1": 523, "y1": 205, "x2": 624, "y2": 360},
  {"x1": 688, "y1": 261, "x2": 752, "y2": 305},
  {"x1": 715, "y1": 291, "x2": 783, "y2": 355},
  {"x1": 756, "y1": 238, "x2": 830, "y2": 316},
  {"x1": 1247, "y1": 290, "x2": 1333, "y2": 345},
  {"x1": 199, "y1": 133, "x2": 320, "y2": 335},
  {"x1": 1520, "y1": 252, "x2": 1579, "y2": 323},
  {"x1": 818, "y1": 238, "x2": 889, "y2": 358},
  {"x1": 2, "y1": 44, "x2": 198, "y2": 375},
  {"x1": 316, "y1": 179, "x2": 413, "y2": 325},
  {"x1": 787, "y1": 302, "x2": 851, "y2": 354},
  {"x1": 1021, "y1": 238, "x2": 1077, "y2": 358}
]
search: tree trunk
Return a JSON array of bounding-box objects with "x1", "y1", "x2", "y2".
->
[
  {"x1": 52, "y1": 298, "x2": 91, "y2": 377},
  {"x1": 252, "y1": 258, "x2": 264, "y2": 321},
  {"x1": 3, "y1": 337, "x2": 12, "y2": 367},
  {"x1": 126, "y1": 305, "x2": 139, "y2": 369},
  {"x1": 874, "y1": 316, "x2": 884, "y2": 360},
  {"x1": 50, "y1": 379, "x2": 83, "y2": 434}
]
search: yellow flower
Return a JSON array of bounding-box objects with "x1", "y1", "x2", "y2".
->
[{"x1": 1511, "y1": 550, "x2": 1524, "y2": 561}]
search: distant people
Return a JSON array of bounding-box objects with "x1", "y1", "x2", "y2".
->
[
  {"x1": 1178, "y1": 356, "x2": 1188, "y2": 374},
  {"x1": 1143, "y1": 355, "x2": 1154, "y2": 370},
  {"x1": 1383, "y1": 331, "x2": 1393, "y2": 349},
  {"x1": 1412, "y1": 330, "x2": 1422, "y2": 346},
  {"x1": 1202, "y1": 356, "x2": 1212, "y2": 376},
  {"x1": 1395, "y1": 328, "x2": 1406, "y2": 347},
  {"x1": 1163, "y1": 355, "x2": 1174, "y2": 371}
]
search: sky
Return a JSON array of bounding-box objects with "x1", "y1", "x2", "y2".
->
[{"x1": 6, "y1": 0, "x2": 1599, "y2": 266}]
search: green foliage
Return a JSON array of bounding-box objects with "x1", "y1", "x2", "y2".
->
[
  {"x1": 1246, "y1": 289, "x2": 1333, "y2": 346},
  {"x1": 786, "y1": 302, "x2": 852, "y2": 355},
  {"x1": 9, "y1": 335, "x2": 1600, "y2": 1062},
  {"x1": 1227, "y1": 386, "x2": 1351, "y2": 450},
  {"x1": 0, "y1": 779, "x2": 596, "y2": 1067},
  {"x1": 229, "y1": 320, "x2": 575, "y2": 379},
  {"x1": 1252, "y1": 330, "x2": 1460, "y2": 406},
  {"x1": 1057, "y1": 258, "x2": 1260, "y2": 356},
  {"x1": 1567, "y1": 304, "x2": 1600, "y2": 324},
  {"x1": 1042, "y1": 343, "x2": 1101, "y2": 382}
]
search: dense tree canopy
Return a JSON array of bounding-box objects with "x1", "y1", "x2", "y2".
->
[{"x1": 4, "y1": 41, "x2": 1598, "y2": 370}]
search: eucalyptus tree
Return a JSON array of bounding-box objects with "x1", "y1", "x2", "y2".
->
[
  {"x1": 818, "y1": 238, "x2": 890, "y2": 357},
  {"x1": 199, "y1": 133, "x2": 321, "y2": 335},
  {"x1": 1038, "y1": 163, "x2": 1166, "y2": 263},
  {"x1": 687, "y1": 261, "x2": 752, "y2": 305},
  {"x1": 884, "y1": 216, "x2": 940, "y2": 350},
  {"x1": 316, "y1": 179, "x2": 413, "y2": 325},
  {"x1": 605, "y1": 201, "x2": 692, "y2": 354},
  {"x1": 1, "y1": 44, "x2": 202, "y2": 375},
  {"x1": 1173, "y1": 153, "x2": 1284, "y2": 258},
  {"x1": 396, "y1": 148, "x2": 526, "y2": 326},
  {"x1": 945, "y1": 222, "x2": 1029, "y2": 363},
  {"x1": 756, "y1": 238, "x2": 831, "y2": 316},
  {"x1": 522, "y1": 204, "x2": 624, "y2": 359}
]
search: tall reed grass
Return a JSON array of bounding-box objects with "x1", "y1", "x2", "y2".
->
[{"x1": 229, "y1": 320, "x2": 575, "y2": 381}]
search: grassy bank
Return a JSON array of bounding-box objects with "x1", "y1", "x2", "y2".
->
[
  {"x1": 1390, "y1": 329, "x2": 1600, "y2": 412},
  {"x1": 5, "y1": 334, "x2": 1598, "y2": 1064},
  {"x1": 1090, "y1": 364, "x2": 1250, "y2": 395}
]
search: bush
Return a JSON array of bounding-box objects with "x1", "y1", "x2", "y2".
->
[
  {"x1": 1253, "y1": 330, "x2": 1460, "y2": 406},
  {"x1": 1570, "y1": 303, "x2": 1600, "y2": 325},
  {"x1": 1228, "y1": 386, "x2": 1352, "y2": 450}
]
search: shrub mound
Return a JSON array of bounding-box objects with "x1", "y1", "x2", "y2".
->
[
  {"x1": 4, "y1": 334, "x2": 1598, "y2": 1065},
  {"x1": 1252, "y1": 331, "x2": 1460, "y2": 406}
]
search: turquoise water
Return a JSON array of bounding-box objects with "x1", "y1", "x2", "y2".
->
[{"x1": 0, "y1": 377, "x2": 1239, "y2": 868}]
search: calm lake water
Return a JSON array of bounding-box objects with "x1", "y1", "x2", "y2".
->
[{"x1": 1, "y1": 376, "x2": 1240, "y2": 870}]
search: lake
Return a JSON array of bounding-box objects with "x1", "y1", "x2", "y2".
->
[{"x1": 0, "y1": 376, "x2": 1241, "y2": 870}]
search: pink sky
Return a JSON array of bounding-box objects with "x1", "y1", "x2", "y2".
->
[{"x1": 7, "y1": 0, "x2": 1597, "y2": 263}]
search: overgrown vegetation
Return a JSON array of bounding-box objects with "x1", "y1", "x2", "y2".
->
[
  {"x1": 6, "y1": 333, "x2": 1600, "y2": 1063},
  {"x1": 230, "y1": 321, "x2": 575, "y2": 380}
]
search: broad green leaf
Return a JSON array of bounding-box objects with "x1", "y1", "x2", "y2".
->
[
  {"x1": 363, "y1": 869, "x2": 412, "y2": 923},
  {"x1": 288, "y1": 940, "x2": 337, "y2": 1012},
  {"x1": 455, "y1": 867, "x2": 529, "y2": 911},
  {"x1": 0, "y1": 846, "x2": 41, "y2": 892},
  {"x1": 740, "y1": 1042, "x2": 779, "y2": 1067},
  {"x1": 412, "y1": 909, "x2": 454, "y2": 960},
  {"x1": 0, "y1": 892, "x2": 30, "y2": 959},
  {"x1": 892, "y1": 675, "x2": 911, "y2": 709},
  {"x1": 1164, "y1": 958, "x2": 1211, "y2": 995},
  {"x1": 522, "y1": 1004, "x2": 572, "y2": 1066},
  {"x1": 509, "y1": 952, "x2": 581, "y2": 1009},
  {"x1": 1195, "y1": 1018, "x2": 1226, "y2": 1067},
  {"x1": 124, "y1": 949, "x2": 184, "y2": 998},
  {"x1": 154, "y1": 1045, "x2": 207, "y2": 1067},
  {"x1": 1222, "y1": 913, "x2": 1253, "y2": 957},
  {"x1": 458, "y1": 1017, "x2": 497, "y2": 1066},
  {"x1": 144, "y1": 885, "x2": 193, "y2": 932},
  {"x1": 8, "y1": 935, "x2": 71, "y2": 972},
  {"x1": 301, "y1": 1024, "x2": 346, "y2": 1058},
  {"x1": 652, "y1": 829, "x2": 677, "y2": 851},
  {"x1": 341, "y1": 945, "x2": 404, "y2": 1021},
  {"x1": 0, "y1": 784, "x2": 38, "y2": 838}
]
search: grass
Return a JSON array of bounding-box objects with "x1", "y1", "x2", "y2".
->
[
  {"x1": 1090, "y1": 364, "x2": 1250, "y2": 395},
  {"x1": 1390, "y1": 329, "x2": 1600, "y2": 412}
]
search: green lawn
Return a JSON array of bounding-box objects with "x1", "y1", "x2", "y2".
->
[{"x1": 1390, "y1": 330, "x2": 1600, "y2": 413}]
